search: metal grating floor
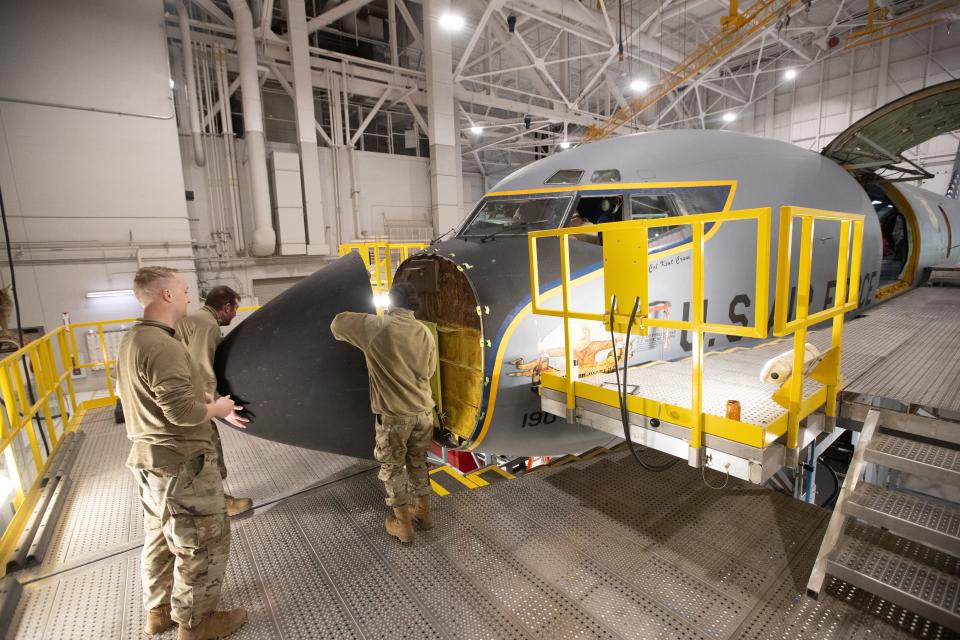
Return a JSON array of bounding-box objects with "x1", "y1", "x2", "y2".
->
[
  {"x1": 583, "y1": 286, "x2": 960, "y2": 425},
  {"x1": 7, "y1": 411, "x2": 958, "y2": 639},
  {"x1": 850, "y1": 484, "x2": 960, "y2": 541}
]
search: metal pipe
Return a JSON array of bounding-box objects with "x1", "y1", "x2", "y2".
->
[
  {"x1": 227, "y1": 0, "x2": 275, "y2": 256},
  {"x1": 217, "y1": 44, "x2": 245, "y2": 254},
  {"x1": 176, "y1": 1, "x2": 206, "y2": 167}
]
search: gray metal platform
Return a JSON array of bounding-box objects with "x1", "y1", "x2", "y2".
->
[{"x1": 6, "y1": 407, "x2": 958, "y2": 639}]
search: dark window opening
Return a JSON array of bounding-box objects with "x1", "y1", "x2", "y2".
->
[
  {"x1": 867, "y1": 185, "x2": 909, "y2": 286},
  {"x1": 545, "y1": 169, "x2": 584, "y2": 185},
  {"x1": 591, "y1": 169, "x2": 621, "y2": 183},
  {"x1": 565, "y1": 195, "x2": 624, "y2": 245}
]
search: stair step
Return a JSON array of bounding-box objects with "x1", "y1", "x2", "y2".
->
[
  {"x1": 847, "y1": 484, "x2": 960, "y2": 556},
  {"x1": 826, "y1": 524, "x2": 960, "y2": 631},
  {"x1": 865, "y1": 434, "x2": 960, "y2": 484}
]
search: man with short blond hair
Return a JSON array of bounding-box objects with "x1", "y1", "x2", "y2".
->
[
  {"x1": 119, "y1": 266, "x2": 249, "y2": 640},
  {"x1": 175, "y1": 285, "x2": 252, "y2": 516}
]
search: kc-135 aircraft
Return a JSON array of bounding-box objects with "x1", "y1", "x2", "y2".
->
[{"x1": 215, "y1": 80, "x2": 960, "y2": 460}]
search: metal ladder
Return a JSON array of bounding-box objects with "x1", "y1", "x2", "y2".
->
[{"x1": 807, "y1": 409, "x2": 960, "y2": 631}]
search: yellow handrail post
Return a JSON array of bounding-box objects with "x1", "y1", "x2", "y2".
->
[
  {"x1": 0, "y1": 363, "x2": 26, "y2": 508},
  {"x1": 57, "y1": 330, "x2": 78, "y2": 414},
  {"x1": 559, "y1": 234, "x2": 575, "y2": 417},
  {"x1": 29, "y1": 348, "x2": 58, "y2": 451},
  {"x1": 98, "y1": 325, "x2": 115, "y2": 396},
  {"x1": 785, "y1": 215, "x2": 815, "y2": 462},
  {"x1": 689, "y1": 221, "x2": 706, "y2": 466},
  {"x1": 10, "y1": 363, "x2": 44, "y2": 473},
  {"x1": 44, "y1": 337, "x2": 70, "y2": 435}
]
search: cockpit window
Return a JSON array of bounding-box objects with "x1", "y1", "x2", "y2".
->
[
  {"x1": 545, "y1": 170, "x2": 583, "y2": 185},
  {"x1": 458, "y1": 197, "x2": 572, "y2": 238},
  {"x1": 629, "y1": 185, "x2": 731, "y2": 241},
  {"x1": 591, "y1": 169, "x2": 621, "y2": 183}
]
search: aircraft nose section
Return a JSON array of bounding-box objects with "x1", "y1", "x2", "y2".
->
[{"x1": 213, "y1": 252, "x2": 377, "y2": 459}]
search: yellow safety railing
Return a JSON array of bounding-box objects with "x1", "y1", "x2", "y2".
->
[
  {"x1": 66, "y1": 318, "x2": 136, "y2": 401},
  {"x1": 529, "y1": 208, "x2": 771, "y2": 464},
  {"x1": 772, "y1": 207, "x2": 864, "y2": 458},
  {"x1": 0, "y1": 301, "x2": 269, "y2": 573},
  {"x1": 0, "y1": 325, "x2": 83, "y2": 573},
  {"x1": 338, "y1": 242, "x2": 427, "y2": 292},
  {"x1": 528, "y1": 205, "x2": 863, "y2": 466}
]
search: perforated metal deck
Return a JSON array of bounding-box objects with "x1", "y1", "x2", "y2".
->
[{"x1": 6, "y1": 408, "x2": 957, "y2": 639}]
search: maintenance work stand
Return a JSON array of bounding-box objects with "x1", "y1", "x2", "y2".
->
[{"x1": 0, "y1": 221, "x2": 957, "y2": 638}]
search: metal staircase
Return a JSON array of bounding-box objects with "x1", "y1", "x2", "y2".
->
[{"x1": 807, "y1": 409, "x2": 960, "y2": 631}]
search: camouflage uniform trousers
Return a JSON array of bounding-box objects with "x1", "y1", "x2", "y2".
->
[
  {"x1": 211, "y1": 422, "x2": 228, "y2": 479},
  {"x1": 374, "y1": 411, "x2": 433, "y2": 507},
  {"x1": 134, "y1": 451, "x2": 230, "y2": 628}
]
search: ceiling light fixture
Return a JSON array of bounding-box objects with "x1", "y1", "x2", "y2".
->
[
  {"x1": 722, "y1": 112, "x2": 737, "y2": 123},
  {"x1": 559, "y1": 141, "x2": 571, "y2": 149},
  {"x1": 784, "y1": 68, "x2": 798, "y2": 80},
  {"x1": 439, "y1": 13, "x2": 465, "y2": 31},
  {"x1": 630, "y1": 78, "x2": 649, "y2": 93},
  {"x1": 86, "y1": 289, "x2": 135, "y2": 299},
  {"x1": 469, "y1": 125, "x2": 483, "y2": 135}
]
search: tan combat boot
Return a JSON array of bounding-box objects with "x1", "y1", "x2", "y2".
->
[
  {"x1": 177, "y1": 608, "x2": 248, "y2": 640},
  {"x1": 144, "y1": 604, "x2": 174, "y2": 635},
  {"x1": 224, "y1": 494, "x2": 253, "y2": 517},
  {"x1": 412, "y1": 495, "x2": 433, "y2": 530},
  {"x1": 385, "y1": 506, "x2": 414, "y2": 543}
]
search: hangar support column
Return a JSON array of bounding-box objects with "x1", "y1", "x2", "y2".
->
[
  {"x1": 423, "y1": 0, "x2": 462, "y2": 235},
  {"x1": 285, "y1": 0, "x2": 330, "y2": 255}
]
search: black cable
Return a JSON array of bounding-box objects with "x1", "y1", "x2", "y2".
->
[
  {"x1": 610, "y1": 296, "x2": 676, "y2": 472},
  {"x1": 1, "y1": 176, "x2": 51, "y2": 454},
  {"x1": 817, "y1": 457, "x2": 841, "y2": 509}
]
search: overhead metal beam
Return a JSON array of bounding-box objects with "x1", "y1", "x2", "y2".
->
[
  {"x1": 305, "y1": 0, "x2": 376, "y2": 35},
  {"x1": 394, "y1": 0, "x2": 423, "y2": 47},
  {"x1": 403, "y1": 96, "x2": 428, "y2": 133},
  {"x1": 350, "y1": 88, "x2": 392, "y2": 146},
  {"x1": 467, "y1": 123, "x2": 552, "y2": 154},
  {"x1": 268, "y1": 63, "x2": 335, "y2": 146},
  {"x1": 190, "y1": 0, "x2": 234, "y2": 26},
  {"x1": 453, "y1": 0, "x2": 505, "y2": 80}
]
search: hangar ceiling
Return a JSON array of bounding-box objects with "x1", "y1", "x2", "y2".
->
[{"x1": 178, "y1": 0, "x2": 959, "y2": 176}]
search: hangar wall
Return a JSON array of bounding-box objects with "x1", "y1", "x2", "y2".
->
[{"x1": 0, "y1": 0, "x2": 197, "y2": 337}]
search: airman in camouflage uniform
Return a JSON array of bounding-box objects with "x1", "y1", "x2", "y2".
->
[
  {"x1": 175, "y1": 285, "x2": 253, "y2": 516},
  {"x1": 118, "y1": 266, "x2": 248, "y2": 640},
  {"x1": 331, "y1": 281, "x2": 437, "y2": 543}
]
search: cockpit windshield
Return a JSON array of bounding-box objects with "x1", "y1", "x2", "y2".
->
[{"x1": 458, "y1": 197, "x2": 571, "y2": 239}]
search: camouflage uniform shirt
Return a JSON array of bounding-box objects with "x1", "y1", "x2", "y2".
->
[
  {"x1": 174, "y1": 305, "x2": 221, "y2": 396},
  {"x1": 118, "y1": 319, "x2": 214, "y2": 469},
  {"x1": 331, "y1": 308, "x2": 437, "y2": 417}
]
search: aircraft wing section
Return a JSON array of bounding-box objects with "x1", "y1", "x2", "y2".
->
[
  {"x1": 822, "y1": 79, "x2": 960, "y2": 182},
  {"x1": 213, "y1": 252, "x2": 378, "y2": 459}
]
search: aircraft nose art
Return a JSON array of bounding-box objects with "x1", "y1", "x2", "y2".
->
[{"x1": 213, "y1": 252, "x2": 377, "y2": 459}]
